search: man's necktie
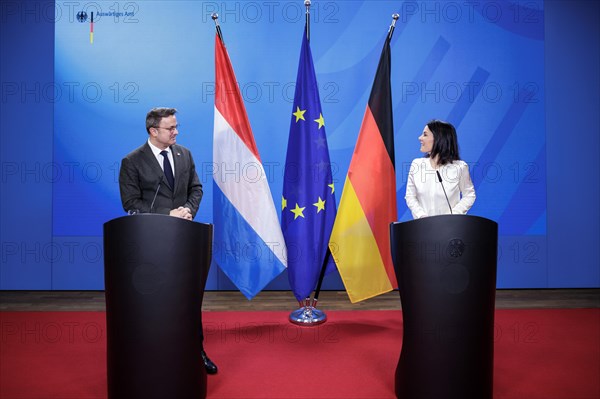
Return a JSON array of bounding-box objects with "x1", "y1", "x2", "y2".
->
[{"x1": 160, "y1": 150, "x2": 174, "y2": 189}]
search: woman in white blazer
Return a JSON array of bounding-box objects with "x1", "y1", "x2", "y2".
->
[{"x1": 405, "y1": 120, "x2": 476, "y2": 219}]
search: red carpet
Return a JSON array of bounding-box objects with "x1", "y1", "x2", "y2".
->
[{"x1": 0, "y1": 309, "x2": 598, "y2": 399}]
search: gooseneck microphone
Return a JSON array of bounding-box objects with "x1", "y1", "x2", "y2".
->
[
  {"x1": 150, "y1": 182, "x2": 161, "y2": 213},
  {"x1": 436, "y1": 170, "x2": 453, "y2": 215}
]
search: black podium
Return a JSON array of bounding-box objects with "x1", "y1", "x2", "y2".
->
[
  {"x1": 390, "y1": 215, "x2": 498, "y2": 399},
  {"x1": 103, "y1": 214, "x2": 212, "y2": 399}
]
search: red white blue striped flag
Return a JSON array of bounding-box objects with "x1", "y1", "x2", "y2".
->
[{"x1": 212, "y1": 33, "x2": 287, "y2": 299}]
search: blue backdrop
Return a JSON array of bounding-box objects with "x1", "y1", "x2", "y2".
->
[{"x1": 1, "y1": 1, "x2": 598, "y2": 291}]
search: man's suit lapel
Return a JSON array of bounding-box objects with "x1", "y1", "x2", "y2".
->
[
  {"x1": 141, "y1": 143, "x2": 173, "y2": 192},
  {"x1": 172, "y1": 145, "x2": 185, "y2": 195}
]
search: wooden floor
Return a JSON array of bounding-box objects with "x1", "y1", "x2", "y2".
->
[{"x1": 0, "y1": 289, "x2": 598, "y2": 311}]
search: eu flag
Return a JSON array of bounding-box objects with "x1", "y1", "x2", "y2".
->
[{"x1": 282, "y1": 24, "x2": 337, "y2": 301}]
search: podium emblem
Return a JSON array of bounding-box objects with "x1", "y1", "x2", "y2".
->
[{"x1": 447, "y1": 238, "x2": 465, "y2": 258}]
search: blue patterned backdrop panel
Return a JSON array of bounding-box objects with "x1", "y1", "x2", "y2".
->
[{"x1": 50, "y1": 1, "x2": 546, "y2": 289}]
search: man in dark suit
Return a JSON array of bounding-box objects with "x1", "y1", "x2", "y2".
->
[
  {"x1": 118, "y1": 107, "x2": 218, "y2": 374},
  {"x1": 119, "y1": 107, "x2": 202, "y2": 218}
]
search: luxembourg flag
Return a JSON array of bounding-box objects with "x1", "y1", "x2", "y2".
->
[{"x1": 212, "y1": 33, "x2": 287, "y2": 299}]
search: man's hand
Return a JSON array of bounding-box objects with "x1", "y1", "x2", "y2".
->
[
  {"x1": 169, "y1": 207, "x2": 193, "y2": 220},
  {"x1": 182, "y1": 207, "x2": 193, "y2": 220}
]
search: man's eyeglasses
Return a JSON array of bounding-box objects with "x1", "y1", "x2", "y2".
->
[{"x1": 155, "y1": 124, "x2": 180, "y2": 133}]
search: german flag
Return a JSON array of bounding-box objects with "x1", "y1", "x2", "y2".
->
[
  {"x1": 329, "y1": 33, "x2": 398, "y2": 303},
  {"x1": 89, "y1": 12, "x2": 94, "y2": 44}
]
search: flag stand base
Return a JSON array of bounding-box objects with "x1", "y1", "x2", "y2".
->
[{"x1": 289, "y1": 306, "x2": 327, "y2": 326}]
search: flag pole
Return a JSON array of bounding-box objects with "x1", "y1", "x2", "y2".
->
[
  {"x1": 302, "y1": 0, "x2": 312, "y2": 312},
  {"x1": 289, "y1": 0, "x2": 327, "y2": 326},
  {"x1": 305, "y1": 0, "x2": 311, "y2": 41},
  {"x1": 212, "y1": 13, "x2": 224, "y2": 43},
  {"x1": 310, "y1": 247, "x2": 330, "y2": 309},
  {"x1": 388, "y1": 13, "x2": 399, "y2": 41}
]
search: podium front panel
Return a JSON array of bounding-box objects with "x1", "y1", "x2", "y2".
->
[
  {"x1": 390, "y1": 215, "x2": 498, "y2": 399},
  {"x1": 104, "y1": 215, "x2": 212, "y2": 399}
]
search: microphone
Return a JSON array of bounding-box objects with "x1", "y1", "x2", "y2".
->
[
  {"x1": 150, "y1": 181, "x2": 161, "y2": 213},
  {"x1": 436, "y1": 170, "x2": 453, "y2": 215}
]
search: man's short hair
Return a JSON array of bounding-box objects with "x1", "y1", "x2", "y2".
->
[{"x1": 146, "y1": 107, "x2": 177, "y2": 134}]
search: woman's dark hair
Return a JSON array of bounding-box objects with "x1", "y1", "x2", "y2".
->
[{"x1": 426, "y1": 119, "x2": 461, "y2": 165}]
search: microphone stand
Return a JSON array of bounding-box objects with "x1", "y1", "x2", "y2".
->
[{"x1": 436, "y1": 170, "x2": 453, "y2": 214}]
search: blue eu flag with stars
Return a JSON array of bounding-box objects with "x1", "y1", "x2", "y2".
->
[{"x1": 282, "y1": 24, "x2": 337, "y2": 302}]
